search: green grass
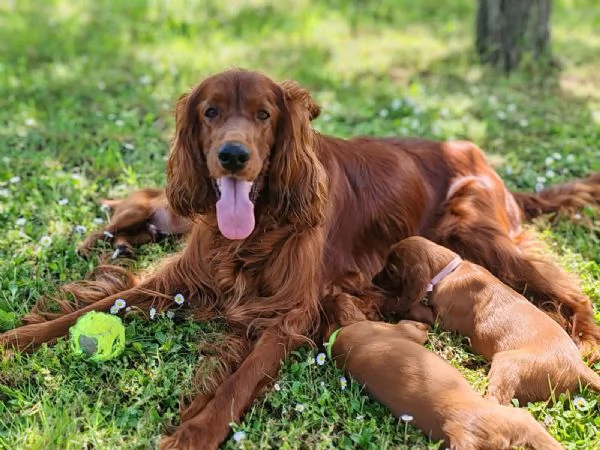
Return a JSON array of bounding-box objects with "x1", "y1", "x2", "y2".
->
[{"x1": 1, "y1": 0, "x2": 599, "y2": 448}]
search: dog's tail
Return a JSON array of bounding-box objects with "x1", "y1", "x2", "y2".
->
[
  {"x1": 511, "y1": 172, "x2": 600, "y2": 220},
  {"x1": 578, "y1": 364, "x2": 600, "y2": 394},
  {"x1": 450, "y1": 403, "x2": 564, "y2": 449},
  {"x1": 501, "y1": 407, "x2": 564, "y2": 450}
]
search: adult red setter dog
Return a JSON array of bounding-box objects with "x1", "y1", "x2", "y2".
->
[{"x1": 2, "y1": 69, "x2": 599, "y2": 449}]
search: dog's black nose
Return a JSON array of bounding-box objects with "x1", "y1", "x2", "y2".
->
[{"x1": 217, "y1": 143, "x2": 250, "y2": 172}]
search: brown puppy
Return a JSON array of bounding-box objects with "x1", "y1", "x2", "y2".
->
[
  {"x1": 374, "y1": 236, "x2": 600, "y2": 405},
  {"x1": 77, "y1": 188, "x2": 190, "y2": 258},
  {"x1": 329, "y1": 320, "x2": 563, "y2": 450}
]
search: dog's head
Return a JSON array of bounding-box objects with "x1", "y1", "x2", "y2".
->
[{"x1": 166, "y1": 69, "x2": 327, "y2": 240}]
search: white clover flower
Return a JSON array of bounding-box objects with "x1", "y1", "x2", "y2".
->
[
  {"x1": 58, "y1": 198, "x2": 69, "y2": 206},
  {"x1": 566, "y1": 154, "x2": 575, "y2": 163},
  {"x1": 552, "y1": 152, "x2": 562, "y2": 160},
  {"x1": 574, "y1": 213, "x2": 582, "y2": 220},
  {"x1": 505, "y1": 167, "x2": 513, "y2": 175},
  {"x1": 294, "y1": 403, "x2": 305, "y2": 413},
  {"x1": 536, "y1": 176, "x2": 547, "y2": 183},
  {"x1": 440, "y1": 107, "x2": 449, "y2": 117},
  {"x1": 391, "y1": 99, "x2": 402, "y2": 110},
  {"x1": 519, "y1": 118, "x2": 529, "y2": 127},
  {"x1": 25, "y1": 118, "x2": 36, "y2": 127},
  {"x1": 125, "y1": 306, "x2": 131, "y2": 312},
  {"x1": 97, "y1": 81, "x2": 106, "y2": 90},
  {"x1": 16, "y1": 218, "x2": 26, "y2": 226},
  {"x1": 544, "y1": 156, "x2": 554, "y2": 166},
  {"x1": 115, "y1": 119, "x2": 125, "y2": 127},
  {"x1": 315, "y1": 352, "x2": 326, "y2": 365},
  {"x1": 174, "y1": 293, "x2": 185, "y2": 305},
  {"x1": 356, "y1": 414, "x2": 364, "y2": 421},
  {"x1": 488, "y1": 95, "x2": 497, "y2": 104},
  {"x1": 93, "y1": 217, "x2": 104, "y2": 225},
  {"x1": 340, "y1": 376, "x2": 348, "y2": 390},
  {"x1": 110, "y1": 305, "x2": 120, "y2": 314},
  {"x1": 114, "y1": 298, "x2": 126, "y2": 310},
  {"x1": 573, "y1": 396, "x2": 588, "y2": 410},
  {"x1": 535, "y1": 182, "x2": 545, "y2": 193},
  {"x1": 39, "y1": 236, "x2": 52, "y2": 246},
  {"x1": 149, "y1": 307, "x2": 156, "y2": 320},
  {"x1": 123, "y1": 142, "x2": 135, "y2": 150},
  {"x1": 544, "y1": 415, "x2": 554, "y2": 427},
  {"x1": 9, "y1": 176, "x2": 21, "y2": 183},
  {"x1": 507, "y1": 103, "x2": 516, "y2": 112},
  {"x1": 100, "y1": 203, "x2": 111, "y2": 213},
  {"x1": 0, "y1": 189, "x2": 9, "y2": 197},
  {"x1": 166, "y1": 310, "x2": 175, "y2": 319},
  {"x1": 139, "y1": 75, "x2": 151, "y2": 85},
  {"x1": 401, "y1": 414, "x2": 414, "y2": 422},
  {"x1": 545, "y1": 170, "x2": 555, "y2": 178},
  {"x1": 75, "y1": 225, "x2": 87, "y2": 233},
  {"x1": 379, "y1": 108, "x2": 389, "y2": 118},
  {"x1": 320, "y1": 381, "x2": 325, "y2": 387},
  {"x1": 232, "y1": 431, "x2": 246, "y2": 442},
  {"x1": 497, "y1": 111, "x2": 506, "y2": 120},
  {"x1": 273, "y1": 383, "x2": 281, "y2": 391},
  {"x1": 103, "y1": 230, "x2": 114, "y2": 238}
]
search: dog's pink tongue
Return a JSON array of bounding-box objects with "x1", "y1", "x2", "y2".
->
[{"x1": 216, "y1": 177, "x2": 255, "y2": 240}]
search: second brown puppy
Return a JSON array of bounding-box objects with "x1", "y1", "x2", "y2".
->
[
  {"x1": 330, "y1": 320, "x2": 563, "y2": 449},
  {"x1": 374, "y1": 236, "x2": 600, "y2": 404}
]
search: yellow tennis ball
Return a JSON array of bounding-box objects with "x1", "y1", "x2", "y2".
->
[{"x1": 70, "y1": 311, "x2": 126, "y2": 362}]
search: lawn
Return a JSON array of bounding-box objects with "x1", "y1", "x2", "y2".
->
[{"x1": 0, "y1": 0, "x2": 599, "y2": 448}]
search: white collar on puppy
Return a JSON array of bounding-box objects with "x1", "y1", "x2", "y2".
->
[{"x1": 427, "y1": 256, "x2": 463, "y2": 292}]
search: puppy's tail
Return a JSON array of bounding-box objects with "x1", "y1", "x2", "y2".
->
[
  {"x1": 494, "y1": 406, "x2": 564, "y2": 450},
  {"x1": 447, "y1": 402, "x2": 563, "y2": 449},
  {"x1": 578, "y1": 364, "x2": 600, "y2": 394},
  {"x1": 501, "y1": 406, "x2": 564, "y2": 450},
  {"x1": 511, "y1": 172, "x2": 600, "y2": 221}
]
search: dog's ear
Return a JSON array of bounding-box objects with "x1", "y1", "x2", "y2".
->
[
  {"x1": 166, "y1": 89, "x2": 216, "y2": 218},
  {"x1": 268, "y1": 80, "x2": 327, "y2": 227},
  {"x1": 373, "y1": 249, "x2": 432, "y2": 317},
  {"x1": 394, "y1": 320, "x2": 431, "y2": 344},
  {"x1": 278, "y1": 80, "x2": 321, "y2": 120}
]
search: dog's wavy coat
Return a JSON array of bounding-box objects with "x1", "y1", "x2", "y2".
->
[{"x1": 2, "y1": 69, "x2": 600, "y2": 448}]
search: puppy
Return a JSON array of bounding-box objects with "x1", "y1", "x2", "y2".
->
[
  {"x1": 373, "y1": 236, "x2": 600, "y2": 404},
  {"x1": 329, "y1": 320, "x2": 563, "y2": 450},
  {"x1": 78, "y1": 188, "x2": 190, "y2": 258}
]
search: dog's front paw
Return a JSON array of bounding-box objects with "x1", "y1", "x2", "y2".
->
[{"x1": 159, "y1": 417, "x2": 227, "y2": 450}]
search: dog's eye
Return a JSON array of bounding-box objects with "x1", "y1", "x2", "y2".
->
[
  {"x1": 256, "y1": 110, "x2": 270, "y2": 121},
  {"x1": 204, "y1": 107, "x2": 219, "y2": 118}
]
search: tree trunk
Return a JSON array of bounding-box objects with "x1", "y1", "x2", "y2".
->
[{"x1": 476, "y1": 0, "x2": 552, "y2": 73}]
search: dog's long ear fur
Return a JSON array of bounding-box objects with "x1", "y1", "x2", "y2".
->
[
  {"x1": 166, "y1": 89, "x2": 216, "y2": 218},
  {"x1": 268, "y1": 80, "x2": 327, "y2": 228}
]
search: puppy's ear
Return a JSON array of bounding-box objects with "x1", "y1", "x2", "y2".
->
[
  {"x1": 394, "y1": 320, "x2": 431, "y2": 345},
  {"x1": 166, "y1": 90, "x2": 216, "y2": 218},
  {"x1": 374, "y1": 251, "x2": 432, "y2": 317}
]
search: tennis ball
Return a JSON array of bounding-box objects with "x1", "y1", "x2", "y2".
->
[{"x1": 70, "y1": 311, "x2": 126, "y2": 362}]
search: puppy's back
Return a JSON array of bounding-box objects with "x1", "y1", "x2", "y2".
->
[
  {"x1": 332, "y1": 321, "x2": 484, "y2": 442},
  {"x1": 332, "y1": 321, "x2": 563, "y2": 449}
]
